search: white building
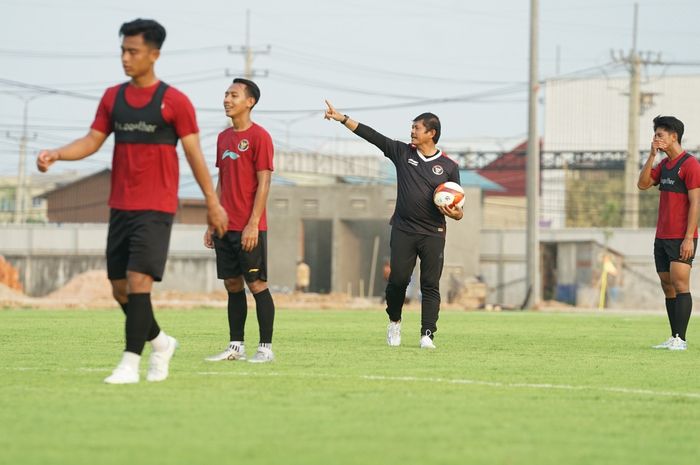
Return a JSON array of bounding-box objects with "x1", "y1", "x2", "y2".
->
[{"x1": 542, "y1": 74, "x2": 700, "y2": 228}]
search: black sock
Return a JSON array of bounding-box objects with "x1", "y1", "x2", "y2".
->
[
  {"x1": 119, "y1": 301, "x2": 160, "y2": 341},
  {"x1": 665, "y1": 298, "x2": 677, "y2": 337},
  {"x1": 253, "y1": 289, "x2": 275, "y2": 344},
  {"x1": 125, "y1": 293, "x2": 154, "y2": 355},
  {"x1": 675, "y1": 293, "x2": 693, "y2": 341},
  {"x1": 228, "y1": 291, "x2": 247, "y2": 342}
]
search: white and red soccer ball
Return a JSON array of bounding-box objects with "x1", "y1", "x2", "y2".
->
[{"x1": 433, "y1": 182, "x2": 465, "y2": 209}]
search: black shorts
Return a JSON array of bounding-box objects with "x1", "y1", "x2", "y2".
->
[
  {"x1": 106, "y1": 209, "x2": 174, "y2": 282},
  {"x1": 654, "y1": 238, "x2": 698, "y2": 272},
  {"x1": 213, "y1": 231, "x2": 268, "y2": 282}
]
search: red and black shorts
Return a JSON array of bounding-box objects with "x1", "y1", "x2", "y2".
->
[
  {"x1": 654, "y1": 237, "x2": 698, "y2": 273},
  {"x1": 213, "y1": 231, "x2": 268, "y2": 282},
  {"x1": 106, "y1": 209, "x2": 174, "y2": 282}
]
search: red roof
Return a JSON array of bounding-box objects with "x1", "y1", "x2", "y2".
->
[{"x1": 476, "y1": 140, "x2": 539, "y2": 197}]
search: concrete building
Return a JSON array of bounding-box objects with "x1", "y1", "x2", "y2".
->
[
  {"x1": 39, "y1": 169, "x2": 223, "y2": 225},
  {"x1": 0, "y1": 171, "x2": 82, "y2": 223},
  {"x1": 1, "y1": 183, "x2": 482, "y2": 301}
]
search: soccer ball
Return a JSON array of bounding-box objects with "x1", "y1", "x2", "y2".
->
[{"x1": 433, "y1": 182, "x2": 465, "y2": 208}]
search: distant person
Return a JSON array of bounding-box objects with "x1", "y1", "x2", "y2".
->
[
  {"x1": 296, "y1": 260, "x2": 310, "y2": 293},
  {"x1": 204, "y1": 78, "x2": 276, "y2": 364},
  {"x1": 35, "y1": 19, "x2": 228, "y2": 384},
  {"x1": 380, "y1": 258, "x2": 391, "y2": 303},
  {"x1": 382, "y1": 258, "x2": 391, "y2": 282},
  {"x1": 638, "y1": 115, "x2": 700, "y2": 351},
  {"x1": 324, "y1": 100, "x2": 462, "y2": 349}
]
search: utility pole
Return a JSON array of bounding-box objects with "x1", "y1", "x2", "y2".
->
[
  {"x1": 6, "y1": 96, "x2": 37, "y2": 224},
  {"x1": 227, "y1": 10, "x2": 270, "y2": 79},
  {"x1": 525, "y1": 0, "x2": 540, "y2": 308},
  {"x1": 611, "y1": 3, "x2": 662, "y2": 228}
]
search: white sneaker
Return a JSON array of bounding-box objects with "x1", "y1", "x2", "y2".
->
[
  {"x1": 420, "y1": 335, "x2": 436, "y2": 349},
  {"x1": 248, "y1": 346, "x2": 275, "y2": 363},
  {"x1": 668, "y1": 336, "x2": 688, "y2": 351},
  {"x1": 205, "y1": 342, "x2": 247, "y2": 361},
  {"x1": 387, "y1": 321, "x2": 401, "y2": 347},
  {"x1": 652, "y1": 336, "x2": 675, "y2": 349},
  {"x1": 104, "y1": 364, "x2": 139, "y2": 384},
  {"x1": 146, "y1": 335, "x2": 178, "y2": 382}
]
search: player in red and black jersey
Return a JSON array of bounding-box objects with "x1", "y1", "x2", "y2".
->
[
  {"x1": 203, "y1": 78, "x2": 277, "y2": 364},
  {"x1": 324, "y1": 100, "x2": 463, "y2": 349},
  {"x1": 638, "y1": 115, "x2": 700, "y2": 351},
  {"x1": 36, "y1": 19, "x2": 228, "y2": 383}
]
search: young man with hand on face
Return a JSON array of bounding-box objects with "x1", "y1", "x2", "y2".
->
[{"x1": 638, "y1": 115, "x2": 700, "y2": 351}]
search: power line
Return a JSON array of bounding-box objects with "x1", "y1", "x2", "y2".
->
[
  {"x1": 198, "y1": 83, "x2": 528, "y2": 115},
  {"x1": 0, "y1": 78, "x2": 99, "y2": 100},
  {"x1": 274, "y1": 45, "x2": 526, "y2": 86},
  {"x1": 0, "y1": 45, "x2": 229, "y2": 59}
]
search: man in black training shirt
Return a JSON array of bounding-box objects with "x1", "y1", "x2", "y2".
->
[{"x1": 324, "y1": 100, "x2": 463, "y2": 349}]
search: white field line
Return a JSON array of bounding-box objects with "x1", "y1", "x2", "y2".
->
[
  {"x1": 5, "y1": 367, "x2": 700, "y2": 400},
  {"x1": 195, "y1": 370, "x2": 700, "y2": 400}
]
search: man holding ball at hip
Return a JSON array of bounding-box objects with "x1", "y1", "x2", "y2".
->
[{"x1": 324, "y1": 100, "x2": 462, "y2": 349}]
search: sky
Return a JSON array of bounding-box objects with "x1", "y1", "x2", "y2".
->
[{"x1": 1, "y1": 0, "x2": 700, "y2": 179}]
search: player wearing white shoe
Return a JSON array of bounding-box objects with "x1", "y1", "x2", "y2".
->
[
  {"x1": 638, "y1": 116, "x2": 700, "y2": 351},
  {"x1": 36, "y1": 19, "x2": 227, "y2": 384},
  {"x1": 324, "y1": 101, "x2": 462, "y2": 349},
  {"x1": 205, "y1": 78, "x2": 276, "y2": 364}
]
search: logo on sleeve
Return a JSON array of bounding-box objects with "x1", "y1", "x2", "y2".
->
[
  {"x1": 238, "y1": 139, "x2": 250, "y2": 152},
  {"x1": 408, "y1": 159, "x2": 419, "y2": 166},
  {"x1": 432, "y1": 165, "x2": 444, "y2": 175},
  {"x1": 222, "y1": 150, "x2": 239, "y2": 161}
]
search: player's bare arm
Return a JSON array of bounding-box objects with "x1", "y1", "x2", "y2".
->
[
  {"x1": 203, "y1": 177, "x2": 222, "y2": 249},
  {"x1": 324, "y1": 100, "x2": 359, "y2": 132},
  {"x1": 681, "y1": 188, "x2": 700, "y2": 261},
  {"x1": 241, "y1": 170, "x2": 272, "y2": 253},
  {"x1": 181, "y1": 133, "x2": 228, "y2": 237},
  {"x1": 36, "y1": 129, "x2": 108, "y2": 172}
]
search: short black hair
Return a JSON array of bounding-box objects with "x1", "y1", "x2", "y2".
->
[
  {"x1": 233, "y1": 78, "x2": 261, "y2": 108},
  {"x1": 119, "y1": 19, "x2": 166, "y2": 49},
  {"x1": 653, "y1": 115, "x2": 684, "y2": 144},
  {"x1": 413, "y1": 112, "x2": 441, "y2": 143}
]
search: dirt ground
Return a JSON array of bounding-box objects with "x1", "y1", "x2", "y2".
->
[
  {"x1": 0, "y1": 270, "x2": 583, "y2": 312},
  {"x1": 0, "y1": 270, "x2": 369, "y2": 310}
]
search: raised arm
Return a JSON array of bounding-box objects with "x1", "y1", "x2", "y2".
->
[
  {"x1": 324, "y1": 99, "x2": 402, "y2": 156},
  {"x1": 36, "y1": 129, "x2": 108, "y2": 172},
  {"x1": 638, "y1": 139, "x2": 662, "y2": 190}
]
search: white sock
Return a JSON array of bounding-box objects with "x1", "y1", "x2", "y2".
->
[
  {"x1": 259, "y1": 343, "x2": 272, "y2": 351},
  {"x1": 150, "y1": 331, "x2": 170, "y2": 352},
  {"x1": 120, "y1": 351, "x2": 141, "y2": 371},
  {"x1": 230, "y1": 341, "x2": 244, "y2": 350}
]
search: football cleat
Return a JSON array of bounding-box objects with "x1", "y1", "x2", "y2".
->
[
  {"x1": 248, "y1": 346, "x2": 275, "y2": 363},
  {"x1": 387, "y1": 321, "x2": 401, "y2": 347},
  {"x1": 419, "y1": 335, "x2": 436, "y2": 349},
  {"x1": 146, "y1": 335, "x2": 178, "y2": 382},
  {"x1": 668, "y1": 336, "x2": 688, "y2": 351},
  {"x1": 651, "y1": 336, "x2": 675, "y2": 349},
  {"x1": 205, "y1": 342, "x2": 247, "y2": 361},
  {"x1": 104, "y1": 364, "x2": 139, "y2": 384}
]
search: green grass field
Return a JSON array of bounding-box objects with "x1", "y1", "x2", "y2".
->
[{"x1": 1, "y1": 307, "x2": 699, "y2": 465}]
